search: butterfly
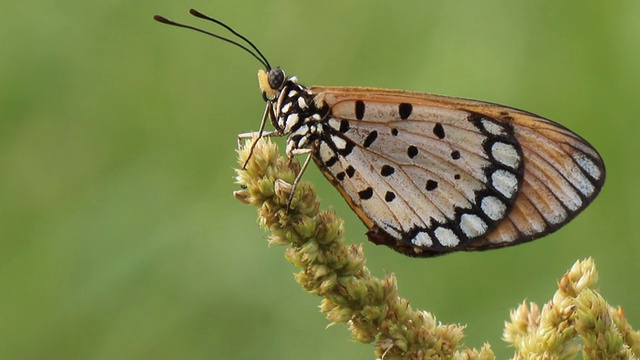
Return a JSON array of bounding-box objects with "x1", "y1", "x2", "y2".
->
[{"x1": 154, "y1": 10, "x2": 606, "y2": 257}]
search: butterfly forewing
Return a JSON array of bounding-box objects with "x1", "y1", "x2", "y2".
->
[{"x1": 302, "y1": 87, "x2": 604, "y2": 256}]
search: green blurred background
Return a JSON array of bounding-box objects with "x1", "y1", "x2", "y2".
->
[{"x1": 1, "y1": 0, "x2": 638, "y2": 358}]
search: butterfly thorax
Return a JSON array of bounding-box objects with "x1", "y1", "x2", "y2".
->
[{"x1": 276, "y1": 80, "x2": 328, "y2": 151}]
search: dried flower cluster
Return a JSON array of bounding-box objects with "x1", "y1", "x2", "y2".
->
[
  {"x1": 234, "y1": 138, "x2": 637, "y2": 359},
  {"x1": 504, "y1": 258, "x2": 639, "y2": 359}
]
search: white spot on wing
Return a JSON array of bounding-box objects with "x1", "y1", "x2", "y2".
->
[
  {"x1": 319, "y1": 142, "x2": 335, "y2": 164},
  {"x1": 557, "y1": 183, "x2": 583, "y2": 211},
  {"x1": 547, "y1": 211, "x2": 567, "y2": 225},
  {"x1": 332, "y1": 135, "x2": 347, "y2": 150},
  {"x1": 491, "y1": 169, "x2": 519, "y2": 199},
  {"x1": 572, "y1": 175, "x2": 595, "y2": 198},
  {"x1": 573, "y1": 152, "x2": 602, "y2": 180},
  {"x1": 434, "y1": 227, "x2": 459, "y2": 247},
  {"x1": 288, "y1": 90, "x2": 298, "y2": 97},
  {"x1": 459, "y1": 214, "x2": 488, "y2": 238},
  {"x1": 481, "y1": 196, "x2": 506, "y2": 221},
  {"x1": 491, "y1": 142, "x2": 520, "y2": 169},
  {"x1": 482, "y1": 119, "x2": 506, "y2": 136},
  {"x1": 328, "y1": 118, "x2": 341, "y2": 131},
  {"x1": 281, "y1": 102, "x2": 291, "y2": 113},
  {"x1": 412, "y1": 231, "x2": 433, "y2": 247}
]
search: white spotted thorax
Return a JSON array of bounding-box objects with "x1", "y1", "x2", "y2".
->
[
  {"x1": 257, "y1": 66, "x2": 605, "y2": 257},
  {"x1": 154, "y1": 11, "x2": 606, "y2": 257}
]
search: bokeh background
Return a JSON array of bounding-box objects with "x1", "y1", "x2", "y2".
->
[{"x1": 2, "y1": 0, "x2": 638, "y2": 359}]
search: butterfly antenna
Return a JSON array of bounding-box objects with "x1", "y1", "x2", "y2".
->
[
  {"x1": 153, "y1": 11, "x2": 271, "y2": 70},
  {"x1": 188, "y1": 9, "x2": 272, "y2": 70}
]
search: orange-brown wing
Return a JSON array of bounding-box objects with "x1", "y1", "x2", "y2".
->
[{"x1": 309, "y1": 86, "x2": 605, "y2": 257}]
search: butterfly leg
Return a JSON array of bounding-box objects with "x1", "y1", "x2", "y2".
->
[
  {"x1": 286, "y1": 148, "x2": 314, "y2": 210},
  {"x1": 238, "y1": 101, "x2": 281, "y2": 169}
]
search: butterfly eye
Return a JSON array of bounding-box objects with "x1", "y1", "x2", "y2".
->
[{"x1": 267, "y1": 67, "x2": 286, "y2": 91}]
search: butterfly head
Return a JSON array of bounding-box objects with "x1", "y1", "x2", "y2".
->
[{"x1": 258, "y1": 68, "x2": 286, "y2": 100}]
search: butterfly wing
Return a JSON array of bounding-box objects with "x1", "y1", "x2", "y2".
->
[
  {"x1": 308, "y1": 86, "x2": 605, "y2": 257},
  {"x1": 459, "y1": 96, "x2": 605, "y2": 249}
]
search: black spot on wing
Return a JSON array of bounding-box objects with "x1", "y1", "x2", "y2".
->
[
  {"x1": 363, "y1": 130, "x2": 378, "y2": 148},
  {"x1": 426, "y1": 179, "x2": 438, "y2": 191},
  {"x1": 346, "y1": 166, "x2": 356, "y2": 178},
  {"x1": 433, "y1": 123, "x2": 445, "y2": 139},
  {"x1": 358, "y1": 187, "x2": 374, "y2": 200},
  {"x1": 407, "y1": 145, "x2": 418, "y2": 159},
  {"x1": 355, "y1": 100, "x2": 365, "y2": 120},
  {"x1": 385, "y1": 191, "x2": 396, "y2": 202},
  {"x1": 399, "y1": 103, "x2": 413, "y2": 120},
  {"x1": 380, "y1": 165, "x2": 395, "y2": 176},
  {"x1": 324, "y1": 155, "x2": 338, "y2": 167},
  {"x1": 339, "y1": 120, "x2": 350, "y2": 133}
]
